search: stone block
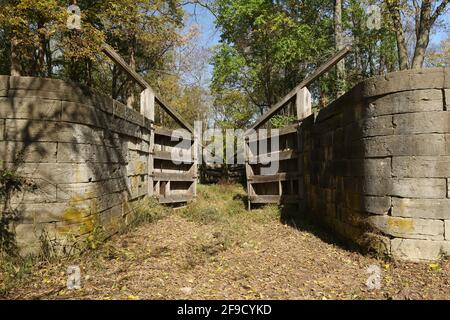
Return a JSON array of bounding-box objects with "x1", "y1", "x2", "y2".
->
[
  {"x1": 365, "y1": 89, "x2": 443, "y2": 117},
  {"x1": 344, "y1": 177, "x2": 391, "y2": 196},
  {"x1": 15, "y1": 162, "x2": 124, "y2": 183},
  {"x1": 9, "y1": 76, "x2": 76, "y2": 92},
  {"x1": 360, "y1": 134, "x2": 446, "y2": 157},
  {"x1": 4, "y1": 119, "x2": 104, "y2": 144},
  {"x1": 0, "y1": 97, "x2": 61, "y2": 121},
  {"x1": 56, "y1": 179, "x2": 127, "y2": 201},
  {"x1": 61, "y1": 101, "x2": 110, "y2": 128},
  {"x1": 346, "y1": 115, "x2": 394, "y2": 141},
  {"x1": 392, "y1": 198, "x2": 450, "y2": 219},
  {"x1": 128, "y1": 174, "x2": 148, "y2": 200},
  {"x1": 447, "y1": 135, "x2": 450, "y2": 156},
  {"x1": 391, "y1": 238, "x2": 450, "y2": 262},
  {"x1": 0, "y1": 76, "x2": 9, "y2": 90},
  {"x1": 15, "y1": 203, "x2": 76, "y2": 223},
  {"x1": 348, "y1": 158, "x2": 391, "y2": 177},
  {"x1": 11, "y1": 178, "x2": 57, "y2": 204},
  {"x1": 14, "y1": 223, "x2": 42, "y2": 255},
  {"x1": 110, "y1": 117, "x2": 142, "y2": 139},
  {"x1": 0, "y1": 141, "x2": 57, "y2": 162},
  {"x1": 363, "y1": 69, "x2": 445, "y2": 98},
  {"x1": 391, "y1": 178, "x2": 447, "y2": 199},
  {"x1": 345, "y1": 193, "x2": 391, "y2": 215},
  {"x1": 393, "y1": 111, "x2": 449, "y2": 134},
  {"x1": 98, "y1": 204, "x2": 124, "y2": 233},
  {"x1": 446, "y1": 220, "x2": 450, "y2": 240},
  {"x1": 0, "y1": 119, "x2": 4, "y2": 140},
  {"x1": 392, "y1": 156, "x2": 450, "y2": 178},
  {"x1": 445, "y1": 89, "x2": 450, "y2": 110},
  {"x1": 369, "y1": 216, "x2": 444, "y2": 240},
  {"x1": 57, "y1": 143, "x2": 124, "y2": 164}
]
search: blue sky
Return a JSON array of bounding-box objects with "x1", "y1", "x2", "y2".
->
[{"x1": 184, "y1": 3, "x2": 221, "y2": 49}]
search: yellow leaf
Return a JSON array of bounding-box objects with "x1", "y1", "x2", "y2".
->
[{"x1": 429, "y1": 263, "x2": 441, "y2": 272}]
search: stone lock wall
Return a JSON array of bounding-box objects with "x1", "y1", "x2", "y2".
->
[
  {"x1": 0, "y1": 76, "x2": 153, "y2": 255},
  {"x1": 302, "y1": 68, "x2": 450, "y2": 261}
]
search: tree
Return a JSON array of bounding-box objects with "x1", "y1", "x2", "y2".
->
[
  {"x1": 212, "y1": 0, "x2": 334, "y2": 122},
  {"x1": 425, "y1": 34, "x2": 450, "y2": 66},
  {"x1": 386, "y1": 0, "x2": 449, "y2": 69},
  {"x1": 335, "y1": 0, "x2": 346, "y2": 96}
]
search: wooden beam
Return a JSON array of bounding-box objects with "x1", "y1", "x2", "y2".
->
[
  {"x1": 248, "y1": 172, "x2": 301, "y2": 183},
  {"x1": 153, "y1": 172, "x2": 195, "y2": 182},
  {"x1": 245, "y1": 46, "x2": 351, "y2": 134},
  {"x1": 154, "y1": 126, "x2": 194, "y2": 141},
  {"x1": 296, "y1": 87, "x2": 312, "y2": 121},
  {"x1": 247, "y1": 124, "x2": 299, "y2": 142},
  {"x1": 153, "y1": 150, "x2": 194, "y2": 163},
  {"x1": 249, "y1": 149, "x2": 298, "y2": 163},
  {"x1": 102, "y1": 43, "x2": 149, "y2": 90},
  {"x1": 158, "y1": 194, "x2": 194, "y2": 204},
  {"x1": 102, "y1": 42, "x2": 193, "y2": 133},
  {"x1": 155, "y1": 95, "x2": 194, "y2": 133}
]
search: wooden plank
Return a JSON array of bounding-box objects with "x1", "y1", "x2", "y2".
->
[
  {"x1": 244, "y1": 137, "x2": 252, "y2": 210},
  {"x1": 153, "y1": 172, "x2": 195, "y2": 182},
  {"x1": 249, "y1": 195, "x2": 300, "y2": 204},
  {"x1": 249, "y1": 149, "x2": 298, "y2": 163},
  {"x1": 245, "y1": 47, "x2": 351, "y2": 134},
  {"x1": 247, "y1": 124, "x2": 299, "y2": 142},
  {"x1": 153, "y1": 150, "x2": 194, "y2": 163},
  {"x1": 158, "y1": 194, "x2": 194, "y2": 204},
  {"x1": 140, "y1": 88, "x2": 154, "y2": 121},
  {"x1": 102, "y1": 43, "x2": 149, "y2": 90},
  {"x1": 155, "y1": 95, "x2": 194, "y2": 133},
  {"x1": 248, "y1": 172, "x2": 300, "y2": 183},
  {"x1": 296, "y1": 87, "x2": 312, "y2": 121},
  {"x1": 154, "y1": 126, "x2": 193, "y2": 141},
  {"x1": 102, "y1": 42, "x2": 193, "y2": 133}
]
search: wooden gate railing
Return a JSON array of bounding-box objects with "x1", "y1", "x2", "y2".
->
[
  {"x1": 244, "y1": 47, "x2": 351, "y2": 210},
  {"x1": 102, "y1": 43, "x2": 197, "y2": 204}
]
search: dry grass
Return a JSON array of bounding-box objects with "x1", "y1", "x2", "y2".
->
[{"x1": 1, "y1": 183, "x2": 450, "y2": 300}]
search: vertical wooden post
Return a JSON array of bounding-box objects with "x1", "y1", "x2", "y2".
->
[
  {"x1": 141, "y1": 88, "x2": 155, "y2": 197},
  {"x1": 140, "y1": 88, "x2": 155, "y2": 120},
  {"x1": 244, "y1": 136, "x2": 252, "y2": 210},
  {"x1": 191, "y1": 131, "x2": 199, "y2": 198},
  {"x1": 295, "y1": 87, "x2": 312, "y2": 121},
  {"x1": 295, "y1": 87, "x2": 311, "y2": 212}
]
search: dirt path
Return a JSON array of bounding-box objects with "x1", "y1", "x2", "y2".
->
[{"x1": 2, "y1": 184, "x2": 450, "y2": 300}]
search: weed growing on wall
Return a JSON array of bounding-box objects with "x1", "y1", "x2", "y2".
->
[{"x1": 0, "y1": 166, "x2": 24, "y2": 257}]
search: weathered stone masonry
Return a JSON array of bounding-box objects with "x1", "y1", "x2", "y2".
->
[
  {"x1": 2, "y1": 68, "x2": 449, "y2": 262},
  {"x1": 0, "y1": 76, "x2": 156, "y2": 255},
  {"x1": 302, "y1": 68, "x2": 450, "y2": 261}
]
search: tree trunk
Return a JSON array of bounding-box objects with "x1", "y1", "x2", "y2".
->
[
  {"x1": 334, "y1": 0, "x2": 345, "y2": 97},
  {"x1": 10, "y1": 35, "x2": 21, "y2": 76},
  {"x1": 38, "y1": 20, "x2": 46, "y2": 76},
  {"x1": 112, "y1": 64, "x2": 118, "y2": 99},
  {"x1": 127, "y1": 44, "x2": 136, "y2": 109},
  {"x1": 411, "y1": 27, "x2": 431, "y2": 69},
  {"x1": 411, "y1": 0, "x2": 432, "y2": 69},
  {"x1": 387, "y1": 1, "x2": 409, "y2": 70}
]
